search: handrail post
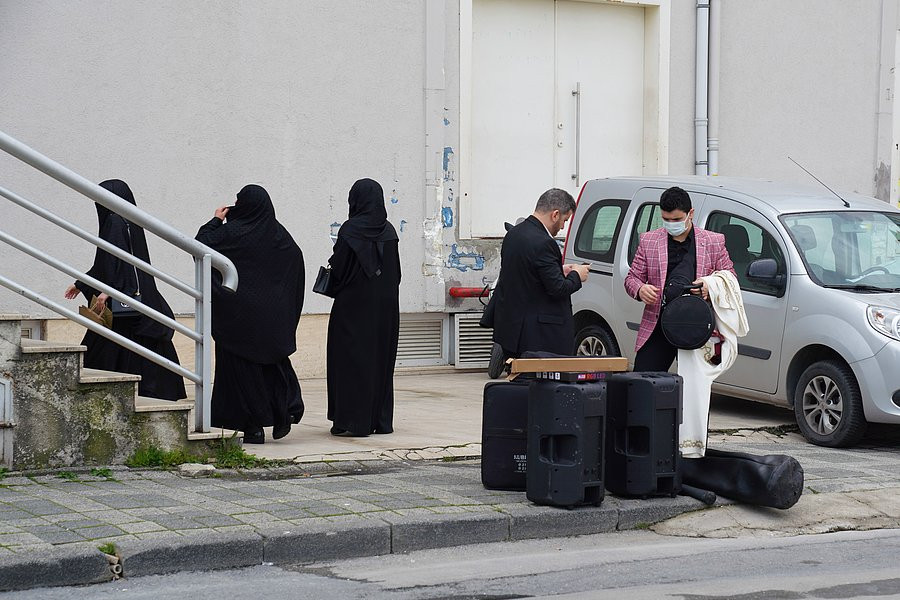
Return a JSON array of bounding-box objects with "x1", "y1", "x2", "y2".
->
[{"x1": 195, "y1": 254, "x2": 213, "y2": 432}]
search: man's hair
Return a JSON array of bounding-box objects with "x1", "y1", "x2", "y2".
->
[
  {"x1": 660, "y1": 186, "x2": 692, "y2": 213},
  {"x1": 535, "y1": 188, "x2": 576, "y2": 215}
]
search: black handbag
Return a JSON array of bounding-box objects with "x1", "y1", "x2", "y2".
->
[
  {"x1": 312, "y1": 265, "x2": 334, "y2": 297},
  {"x1": 659, "y1": 284, "x2": 714, "y2": 350},
  {"x1": 111, "y1": 224, "x2": 142, "y2": 318}
]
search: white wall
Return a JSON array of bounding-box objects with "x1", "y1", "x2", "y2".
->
[
  {"x1": 0, "y1": 0, "x2": 432, "y2": 316},
  {"x1": 714, "y1": 0, "x2": 891, "y2": 196}
]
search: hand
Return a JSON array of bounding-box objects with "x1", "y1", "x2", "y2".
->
[
  {"x1": 638, "y1": 283, "x2": 660, "y2": 305},
  {"x1": 93, "y1": 293, "x2": 109, "y2": 315},
  {"x1": 64, "y1": 284, "x2": 80, "y2": 300},
  {"x1": 214, "y1": 206, "x2": 230, "y2": 220},
  {"x1": 691, "y1": 279, "x2": 709, "y2": 300},
  {"x1": 571, "y1": 264, "x2": 589, "y2": 282},
  {"x1": 562, "y1": 264, "x2": 573, "y2": 277}
]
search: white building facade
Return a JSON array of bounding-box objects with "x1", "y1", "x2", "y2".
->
[{"x1": 1, "y1": 0, "x2": 897, "y2": 374}]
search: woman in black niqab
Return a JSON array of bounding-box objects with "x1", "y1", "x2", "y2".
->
[
  {"x1": 63, "y1": 179, "x2": 186, "y2": 401},
  {"x1": 326, "y1": 178, "x2": 400, "y2": 436},
  {"x1": 196, "y1": 184, "x2": 305, "y2": 443}
]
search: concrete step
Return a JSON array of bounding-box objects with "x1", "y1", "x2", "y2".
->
[
  {"x1": 78, "y1": 367, "x2": 141, "y2": 384},
  {"x1": 187, "y1": 427, "x2": 242, "y2": 442},
  {"x1": 134, "y1": 396, "x2": 194, "y2": 413},
  {"x1": 20, "y1": 338, "x2": 86, "y2": 354}
]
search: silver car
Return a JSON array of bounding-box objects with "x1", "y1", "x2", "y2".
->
[{"x1": 565, "y1": 176, "x2": 900, "y2": 447}]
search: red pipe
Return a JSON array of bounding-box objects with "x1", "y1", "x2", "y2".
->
[{"x1": 449, "y1": 287, "x2": 490, "y2": 298}]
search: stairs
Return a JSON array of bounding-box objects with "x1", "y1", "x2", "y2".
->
[{"x1": 0, "y1": 316, "x2": 240, "y2": 469}]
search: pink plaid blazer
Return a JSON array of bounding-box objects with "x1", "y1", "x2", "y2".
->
[{"x1": 624, "y1": 227, "x2": 735, "y2": 352}]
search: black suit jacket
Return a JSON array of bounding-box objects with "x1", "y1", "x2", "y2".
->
[{"x1": 490, "y1": 215, "x2": 582, "y2": 355}]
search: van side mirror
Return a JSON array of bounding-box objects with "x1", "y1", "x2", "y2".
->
[{"x1": 747, "y1": 258, "x2": 785, "y2": 286}]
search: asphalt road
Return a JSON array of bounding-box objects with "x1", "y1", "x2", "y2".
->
[{"x1": 6, "y1": 528, "x2": 900, "y2": 599}]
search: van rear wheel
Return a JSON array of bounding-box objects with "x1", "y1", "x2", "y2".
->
[
  {"x1": 574, "y1": 324, "x2": 620, "y2": 357},
  {"x1": 794, "y1": 360, "x2": 866, "y2": 447}
]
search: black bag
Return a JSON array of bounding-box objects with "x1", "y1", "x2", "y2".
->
[
  {"x1": 659, "y1": 284, "x2": 714, "y2": 350},
  {"x1": 312, "y1": 265, "x2": 334, "y2": 297},
  {"x1": 679, "y1": 448, "x2": 804, "y2": 509},
  {"x1": 111, "y1": 223, "x2": 142, "y2": 318}
]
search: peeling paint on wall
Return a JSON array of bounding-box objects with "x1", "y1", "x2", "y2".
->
[
  {"x1": 443, "y1": 117, "x2": 450, "y2": 126},
  {"x1": 442, "y1": 146, "x2": 454, "y2": 181},
  {"x1": 390, "y1": 190, "x2": 399, "y2": 204},
  {"x1": 441, "y1": 207, "x2": 453, "y2": 228},
  {"x1": 399, "y1": 219, "x2": 407, "y2": 233},
  {"x1": 446, "y1": 243, "x2": 484, "y2": 272}
]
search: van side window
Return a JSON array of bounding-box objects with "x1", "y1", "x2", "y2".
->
[
  {"x1": 706, "y1": 212, "x2": 786, "y2": 296},
  {"x1": 573, "y1": 200, "x2": 627, "y2": 262},
  {"x1": 627, "y1": 203, "x2": 663, "y2": 262}
]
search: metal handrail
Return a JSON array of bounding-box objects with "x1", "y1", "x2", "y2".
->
[
  {"x1": 0, "y1": 129, "x2": 238, "y2": 432},
  {"x1": 0, "y1": 130, "x2": 238, "y2": 292},
  {"x1": 0, "y1": 185, "x2": 200, "y2": 299}
]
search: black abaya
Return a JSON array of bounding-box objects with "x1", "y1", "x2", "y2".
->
[
  {"x1": 74, "y1": 179, "x2": 186, "y2": 401},
  {"x1": 327, "y1": 179, "x2": 400, "y2": 435},
  {"x1": 195, "y1": 184, "x2": 305, "y2": 432}
]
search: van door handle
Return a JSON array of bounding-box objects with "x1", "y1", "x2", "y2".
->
[{"x1": 571, "y1": 81, "x2": 581, "y2": 187}]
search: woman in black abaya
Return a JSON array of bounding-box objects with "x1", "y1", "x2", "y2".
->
[
  {"x1": 63, "y1": 179, "x2": 186, "y2": 401},
  {"x1": 196, "y1": 184, "x2": 304, "y2": 444},
  {"x1": 327, "y1": 178, "x2": 400, "y2": 437}
]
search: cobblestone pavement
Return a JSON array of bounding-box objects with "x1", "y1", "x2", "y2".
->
[{"x1": 0, "y1": 427, "x2": 897, "y2": 556}]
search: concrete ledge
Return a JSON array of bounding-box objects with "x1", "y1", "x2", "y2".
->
[
  {"x1": 380, "y1": 511, "x2": 510, "y2": 553},
  {"x1": 79, "y1": 367, "x2": 141, "y2": 384},
  {"x1": 613, "y1": 495, "x2": 706, "y2": 530},
  {"x1": 0, "y1": 544, "x2": 111, "y2": 592},
  {"x1": 116, "y1": 531, "x2": 263, "y2": 577},
  {"x1": 19, "y1": 338, "x2": 86, "y2": 354},
  {"x1": 501, "y1": 503, "x2": 619, "y2": 540},
  {"x1": 260, "y1": 518, "x2": 391, "y2": 564}
]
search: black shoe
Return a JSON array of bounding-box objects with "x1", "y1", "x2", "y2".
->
[
  {"x1": 243, "y1": 427, "x2": 265, "y2": 444},
  {"x1": 273, "y1": 423, "x2": 291, "y2": 440},
  {"x1": 330, "y1": 425, "x2": 369, "y2": 437}
]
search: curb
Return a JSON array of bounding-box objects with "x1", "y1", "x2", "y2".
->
[{"x1": 0, "y1": 495, "x2": 708, "y2": 592}]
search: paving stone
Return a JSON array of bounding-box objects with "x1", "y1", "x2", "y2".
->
[
  {"x1": 118, "y1": 522, "x2": 167, "y2": 534},
  {"x1": 74, "y1": 525, "x2": 128, "y2": 540}
]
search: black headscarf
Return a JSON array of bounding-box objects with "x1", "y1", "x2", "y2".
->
[
  {"x1": 77, "y1": 179, "x2": 175, "y2": 340},
  {"x1": 337, "y1": 179, "x2": 399, "y2": 277},
  {"x1": 195, "y1": 184, "x2": 305, "y2": 364}
]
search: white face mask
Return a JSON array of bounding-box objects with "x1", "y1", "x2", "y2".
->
[{"x1": 663, "y1": 218, "x2": 688, "y2": 237}]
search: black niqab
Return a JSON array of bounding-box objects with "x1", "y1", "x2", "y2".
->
[
  {"x1": 78, "y1": 179, "x2": 175, "y2": 340},
  {"x1": 196, "y1": 184, "x2": 305, "y2": 364},
  {"x1": 337, "y1": 179, "x2": 399, "y2": 278}
]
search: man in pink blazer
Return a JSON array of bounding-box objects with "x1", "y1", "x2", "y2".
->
[{"x1": 624, "y1": 186, "x2": 735, "y2": 372}]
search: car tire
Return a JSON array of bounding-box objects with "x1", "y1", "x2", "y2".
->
[
  {"x1": 793, "y1": 359, "x2": 867, "y2": 447},
  {"x1": 574, "y1": 324, "x2": 620, "y2": 357},
  {"x1": 487, "y1": 342, "x2": 506, "y2": 379}
]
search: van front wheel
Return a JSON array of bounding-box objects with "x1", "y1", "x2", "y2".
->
[
  {"x1": 794, "y1": 360, "x2": 866, "y2": 447},
  {"x1": 574, "y1": 324, "x2": 620, "y2": 357}
]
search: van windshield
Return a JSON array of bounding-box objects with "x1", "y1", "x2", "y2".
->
[{"x1": 781, "y1": 211, "x2": 900, "y2": 292}]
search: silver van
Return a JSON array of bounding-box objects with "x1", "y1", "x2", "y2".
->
[{"x1": 565, "y1": 176, "x2": 900, "y2": 447}]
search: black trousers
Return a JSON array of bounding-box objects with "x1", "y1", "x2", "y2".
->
[{"x1": 633, "y1": 323, "x2": 677, "y2": 373}]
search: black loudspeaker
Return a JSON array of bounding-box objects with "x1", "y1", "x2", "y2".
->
[
  {"x1": 526, "y1": 380, "x2": 606, "y2": 508},
  {"x1": 481, "y1": 381, "x2": 529, "y2": 491},
  {"x1": 605, "y1": 372, "x2": 682, "y2": 498}
]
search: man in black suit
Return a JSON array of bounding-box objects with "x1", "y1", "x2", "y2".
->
[{"x1": 488, "y1": 188, "x2": 589, "y2": 357}]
